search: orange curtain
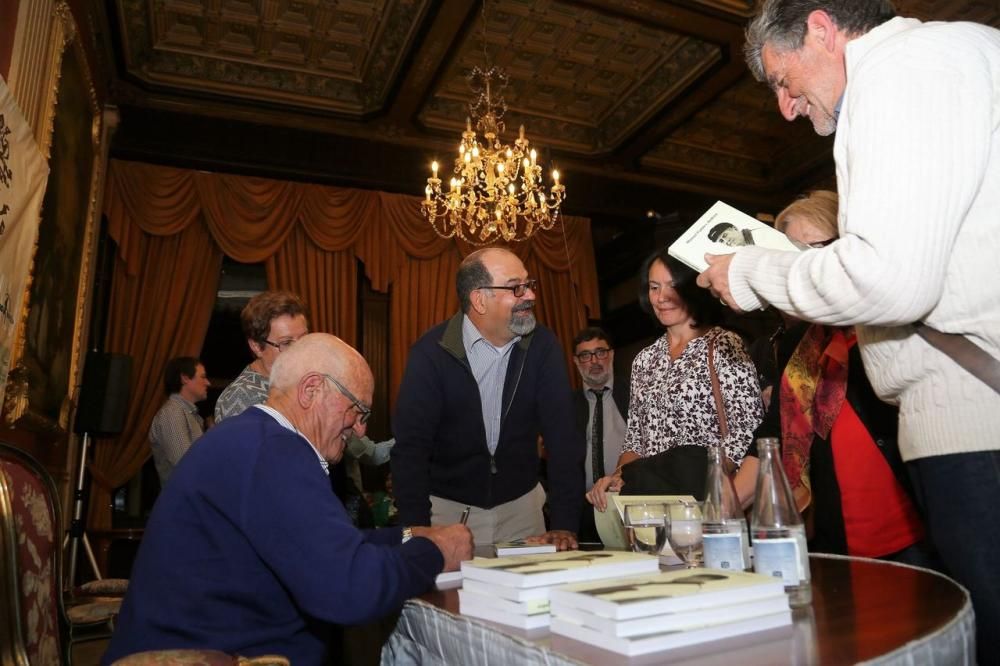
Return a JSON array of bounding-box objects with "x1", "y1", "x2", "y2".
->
[
  {"x1": 266, "y1": 226, "x2": 359, "y2": 348},
  {"x1": 93, "y1": 159, "x2": 600, "y2": 529},
  {"x1": 90, "y1": 197, "x2": 222, "y2": 530}
]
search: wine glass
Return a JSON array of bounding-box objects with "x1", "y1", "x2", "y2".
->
[
  {"x1": 623, "y1": 503, "x2": 668, "y2": 555},
  {"x1": 666, "y1": 500, "x2": 703, "y2": 567}
]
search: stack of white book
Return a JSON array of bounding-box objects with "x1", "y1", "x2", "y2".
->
[
  {"x1": 549, "y1": 569, "x2": 792, "y2": 656},
  {"x1": 458, "y1": 551, "x2": 661, "y2": 630}
]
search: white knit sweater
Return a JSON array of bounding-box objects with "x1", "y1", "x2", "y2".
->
[{"x1": 729, "y1": 17, "x2": 1000, "y2": 462}]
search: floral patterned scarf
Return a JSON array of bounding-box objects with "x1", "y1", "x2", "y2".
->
[{"x1": 779, "y1": 325, "x2": 850, "y2": 510}]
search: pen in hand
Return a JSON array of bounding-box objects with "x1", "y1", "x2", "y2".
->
[{"x1": 460, "y1": 506, "x2": 471, "y2": 525}]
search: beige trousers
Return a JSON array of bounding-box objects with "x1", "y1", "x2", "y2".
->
[{"x1": 430, "y1": 483, "x2": 546, "y2": 547}]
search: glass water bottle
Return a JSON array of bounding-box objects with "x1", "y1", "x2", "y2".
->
[
  {"x1": 751, "y1": 437, "x2": 811, "y2": 606},
  {"x1": 701, "y1": 444, "x2": 751, "y2": 571}
]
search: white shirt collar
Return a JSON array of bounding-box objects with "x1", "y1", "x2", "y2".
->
[
  {"x1": 253, "y1": 404, "x2": 329, "y2": 475},
  {"x1": 462, "y1": 313, "x2": 520, "y2": 356}
]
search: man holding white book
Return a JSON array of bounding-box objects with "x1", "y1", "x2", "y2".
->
[{"x1": 696, "y1": 2, "x2": 1000, "y2": 659}]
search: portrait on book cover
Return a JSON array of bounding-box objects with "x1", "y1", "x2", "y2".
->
[{"x1": 708, "y1": 222, "x2": 757, "y2": 247}]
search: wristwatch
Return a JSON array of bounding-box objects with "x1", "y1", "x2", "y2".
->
[{"x1": 401, "y1": 526, "x2": 413, "y2": 544}]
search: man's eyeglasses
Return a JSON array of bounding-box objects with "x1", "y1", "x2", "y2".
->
[
  {"x1": 576, "y1": 348, "x2": 611, "y2": 363},
  {"x1": 479, "y1": 279, "x2": 538, "y2": 298},
  {"x1": 807, "y1": 238, "x2": 836, "y2": 249},
  {"x1": 321, "y1": 374, "x2": 372, "y2": 425}
]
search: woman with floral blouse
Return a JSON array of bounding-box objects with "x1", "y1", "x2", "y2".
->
[{"x1": 587, "y1": 249, "x2": 763, "y2": 512}]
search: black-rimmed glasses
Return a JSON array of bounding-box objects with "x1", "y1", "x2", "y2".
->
[
  {"x1": 576, "y1": 348, "x2": 611, "y2": 363},
  {"x1": 264, "y1": 338, "x2": 299, "y2": 352},
  {"x1": 479, "y1": 279, "x2": 538, "y2": 298},
  {"x1": 321, "y1": 374, "x2": 372, "y2": 425}
]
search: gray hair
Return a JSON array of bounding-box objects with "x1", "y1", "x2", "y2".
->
[
  {"x1": 744, "y1": 0, "x2": 896, "y2": 81},
  {"x1": 456, "y1": 249, "x2": 495, "y2": 314}
]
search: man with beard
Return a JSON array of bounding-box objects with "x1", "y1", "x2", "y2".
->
[
  {"x1": 392, "y1": 247, "x2": 583, "y2": 550},
  {"x1": 572, "y1": 327, "x2": 629, "y2": 543}
]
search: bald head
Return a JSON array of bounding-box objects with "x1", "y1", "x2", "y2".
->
[
  {"x1": 267, "y1": 333, "x2": 373, "y2": 461},
  {"x1": 270, "y1": 334, "x2": 370, "y2": 394}
]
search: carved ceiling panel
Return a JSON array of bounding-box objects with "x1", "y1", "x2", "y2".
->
[
  {"x1": 642, "y1": 74, "x2": 827, "y2": 188},
  {"x1": 115, "y1": 0, "x2": 432, "y2": 113},
  {"x1": 103, "y1": 0, "x2": 995, "y2": 205},
  {"x1": 417, "y1": 0, "x2": 721, "y2": 154}
]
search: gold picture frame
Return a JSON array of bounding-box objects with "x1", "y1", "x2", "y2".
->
[{"x1": 3, "y1": 3, "x2": 104, "y2": 433}]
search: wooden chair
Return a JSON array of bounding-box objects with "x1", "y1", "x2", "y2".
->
[
  {"x1": 0, "y1": 442, "x2": 72, "y2": 665},
  {"x1": 0, "y1": 442, "x2": 130, "y2": 665}
]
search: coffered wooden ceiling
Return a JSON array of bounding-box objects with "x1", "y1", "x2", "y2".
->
[{"x1": 99, "y1": 0, "x2": 1000, "y2": 223}]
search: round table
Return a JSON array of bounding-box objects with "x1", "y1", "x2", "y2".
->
[{"x1": 383, "y1": 554, "x2": 974, "y2": 665}]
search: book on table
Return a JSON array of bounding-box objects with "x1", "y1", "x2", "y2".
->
[
  {"x1": 550, "y1": 609, "x2": 793, "y2": 657},
  {"x1": 460, "y1": 550, "x2": 660, "y2": 589},
  {"x1": 668, "y1": 200, "x2": 801, "y2": 273},
  {"x1": 458, "y1": 587, "x2": 552, "y2": 630},
  {"x1": 459, "y1": 596, "x2": 552, "y2": 630},
  {"x1": 462, "y1": 578, "x2": 554, "y2": 603},
  {"x1": 434, "y1": 570, "x2": 463, "y2": 590},
  {"x1": 548, "y1": 568, "x2": 787, "y2": 621},
  {"x1": 552, "y1": 593, "x2": 790, "y2": 637},
  {"x1": 493, "y1": 539, "x2": 557, "y2": 557}
]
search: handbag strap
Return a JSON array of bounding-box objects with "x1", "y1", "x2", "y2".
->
[
  {"x1": 707, "y1": 336, "x2": 729, "y2": 438},
  {"x1": 916, "y1": 323, "x2": 1000, "y2": 396}
]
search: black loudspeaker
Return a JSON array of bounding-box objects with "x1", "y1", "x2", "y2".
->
[{"x1": 74, "y1": 351, "x2": 132, "y2": 435}]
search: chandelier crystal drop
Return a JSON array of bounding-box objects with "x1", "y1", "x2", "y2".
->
[{"x1": 421, "y1": 6, "x2": 565, "y2": 245}]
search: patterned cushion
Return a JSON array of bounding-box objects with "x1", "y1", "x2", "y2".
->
[
  {"x1": 0, "y1": 458, "x2": 62, "y2": 665},
  {"x1": 78, "y1": 578, "x2": 129, "y2": 596},
  {"x1": 65, "y1": 596, "x2": 121, "y2": 625}
]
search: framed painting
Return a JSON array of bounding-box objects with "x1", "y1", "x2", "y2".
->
[{"x1": 11, "y1": 21, "x2": 102, "y2": 432}]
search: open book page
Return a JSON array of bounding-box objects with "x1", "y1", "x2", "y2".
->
[{"x1": 668, "y1": 200, "x2": 800, "y2": 272}]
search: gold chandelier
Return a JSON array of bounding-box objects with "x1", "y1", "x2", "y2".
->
[{"x1": 422, "y1": 3, "x2": 565, "y2": 245}]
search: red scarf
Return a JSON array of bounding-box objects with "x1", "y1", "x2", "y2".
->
[{"x1": 779, "y1": 325, "x2": 850, "y2": 509}]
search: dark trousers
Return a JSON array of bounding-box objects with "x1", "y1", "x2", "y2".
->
[{"x1": 908, "y1": 450, "x2": 1000, "y2": 664}]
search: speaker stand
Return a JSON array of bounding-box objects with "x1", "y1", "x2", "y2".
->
[{"x1": 63, "y1": 431, "x2": 103, "y2": 590}]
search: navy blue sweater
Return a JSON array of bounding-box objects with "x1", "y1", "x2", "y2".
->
[
  {"x1": 391, "y1": 313, "x2": 584, "y2": 532},
  {"x1": 103, "y1": 407, "x2": 443, "y2": 665}
]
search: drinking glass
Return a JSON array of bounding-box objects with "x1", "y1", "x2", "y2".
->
[
  {"x1": 623, "y1": 503, "x2": 668, "y2": 555},
  {"x1": 666, "y1": 500, "x2": 703, "y2": 567}
]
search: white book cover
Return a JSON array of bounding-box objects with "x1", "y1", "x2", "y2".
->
[
  {"x1": 462, "y1": 601, "x2": 551, "y2": 630},
  {"x1": 548, "y1": 569, "x2": 787, "y2": 620},
  {"x1": 434, "y1": 570, "x2": 463, "y2": 590},
  {"x1": 550, "y1": 609, "x2": 792, "y2": 656},
  {"x1": 458, "y1": 588, "x2": 551, "y2": 616},
  {"x1": 460, "y1": 550, "x2": 659, "y2": 589},
  {"x1": 552, "y1": 593, "x2": 789, "y2": 637},
  {"x1": 668, "y1": 200, "x2": 800, "y2": 273},
  {"x1": 493, "y1": 539, "x2": 557, "y2": 557},
  {"x1": 462, "y1": 578, "x2": 553, "y2": 603}
]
